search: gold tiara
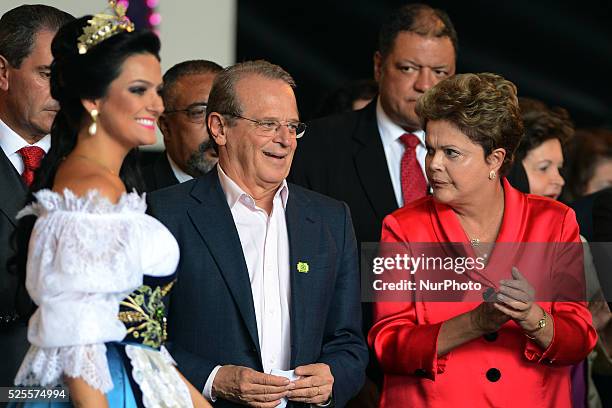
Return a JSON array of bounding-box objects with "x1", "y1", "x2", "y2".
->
[{"x1": 77, "y1": 0, "x2": 135, "y2": 55}]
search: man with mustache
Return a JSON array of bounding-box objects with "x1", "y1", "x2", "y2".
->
[
  {"x1": 143, "y1": 59, "x2": 222, "y2": 191},
  {"x1": 0, "y1": 4, "x2": 73, "y2": 387}
]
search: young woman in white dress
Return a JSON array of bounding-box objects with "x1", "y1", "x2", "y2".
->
[{"x1": 11, "y1": 4, "x2": 210, "y2": 408}]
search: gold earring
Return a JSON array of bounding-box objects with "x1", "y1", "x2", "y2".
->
[
  {"x1": 88, "y1": 109, "x2": 98, "y2": 136},
  {"x1": 488, "y1": 170, "x2": 497, "y2": 180}
]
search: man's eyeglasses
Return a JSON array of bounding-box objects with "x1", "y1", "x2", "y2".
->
[
  {"x1": 165, "y1": 103, "x2": 207, "y2": 123},
  {"x1": 226, "y1": 113, "x2": 306, "y2": 139}
]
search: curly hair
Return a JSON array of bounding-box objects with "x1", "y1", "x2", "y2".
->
[
  {"x1": 415, "y1": 73, "x2": 523, "y2": 175},
  {"x1": 514, "y1": 97, "x2": 574, "y2": 162}
]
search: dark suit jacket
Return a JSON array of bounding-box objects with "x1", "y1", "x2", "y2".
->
[
  {"x1": 0, "y1": 149, "x2": 29, "y2": 387},
  {"x1": 570, "y1": 189, "x2": 612, "y2": 242},
  {"x1": 592, "y1": 187, "x2": 612, "y2": 303},
  {"x1": 289, "y1": 100, "x2": 396, "y2": 246},
  {"x1": 141, "y1": 151, "x2": 179, "y2": 192},
  {"x1": 593, "y1": 187, "x2": 612, "y2": 241},
  {"x1": 289, "y1": 101, "x2": 394, "y2": 389},
  {"x1": 147, "y1": 170, "x2": 368, "y2": 408}
]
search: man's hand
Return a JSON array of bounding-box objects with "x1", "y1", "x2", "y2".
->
[
  {"x1": 287, "y1": 363, "x2": 334, "y2": 405},
  {"x1": 212, "y1": 365, "x2": 291, "y2": 408}
]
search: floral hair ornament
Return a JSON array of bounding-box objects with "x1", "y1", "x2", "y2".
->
[{"x1": 77, "y1": 0, "x2": 134, "y2": 55}]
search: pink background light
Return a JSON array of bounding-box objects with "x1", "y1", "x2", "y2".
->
[{"x1": 149, "y1": 12, "x2": 162, "y2": 26}]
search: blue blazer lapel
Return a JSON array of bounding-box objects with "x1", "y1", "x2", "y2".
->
[
  {"x1": 186, "y1": 172, "x2": 261, "y2": 356},
  {"x1": 286, "y1": 186, "x2": 319, "y2": 365}
]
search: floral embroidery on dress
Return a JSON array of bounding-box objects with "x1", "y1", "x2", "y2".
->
[
  {"x1": 13, "y1": 188, "x2": 180, "y2": 395},
  {"x1": 119, "y1": 281, "x2": 175, "y2": 349}
]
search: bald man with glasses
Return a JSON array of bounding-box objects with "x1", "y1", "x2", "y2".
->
[{"x1": 142, "y1": 59, "x2": 222, "y2": 192}]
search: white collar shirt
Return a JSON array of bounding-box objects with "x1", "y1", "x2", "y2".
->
[
  {"x1": 375, "y1": 97, "x2": 427, "y2": 207},
  {"x1": 167, "y1": 153, "x2": 193, "y2": 183},
  {"x1": 0, "y1": 118, "x2": 51, "y2": 174},
  {"x1": 203, "y1": 165, "x2": 292, "y2": 401}
]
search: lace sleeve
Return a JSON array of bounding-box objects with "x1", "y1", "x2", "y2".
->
[
  {"x1": 15, "y1": 344, "x2": 113, "y2": 392},
  {"x1": 14, "y1": 190, "x2": 149, "y2": 392}
]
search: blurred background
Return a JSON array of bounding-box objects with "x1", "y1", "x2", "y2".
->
[
  {"x1": 2, "y1": 0, "x2": 610, "y2": 135},
  {"x1": 237, "y1": 0, "x2": 611, "y2": 126}
]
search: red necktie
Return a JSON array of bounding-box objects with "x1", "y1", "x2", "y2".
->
[
  {"x1": 18, "y1": 146, "x2": 45, "y2": 187},
  {"x1": 399, "y1": 133, "x2": 427, "y2": 205}
]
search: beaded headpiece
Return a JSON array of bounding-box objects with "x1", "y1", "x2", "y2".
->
[{"x1": 77, "y1": 0, "x2": 135, "y2": 55}]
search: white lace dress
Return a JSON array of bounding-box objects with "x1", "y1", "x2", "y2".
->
[{"x1": 12, "y1": 189, "x2": 193, "y2": 408}]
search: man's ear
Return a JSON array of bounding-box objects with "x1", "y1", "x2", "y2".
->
[
  {"x1": 158, "y1": 115, "x2": 170, "y2": 144},
  {"x1": 373, "y1": 51, "x2": 383, "y2": 82},
  {"x1": 208, "y1": 113, "x2": 227, "y2": 147},
  {"x1": 0, "y1": 55, "x2": 11, "y2": 91}
]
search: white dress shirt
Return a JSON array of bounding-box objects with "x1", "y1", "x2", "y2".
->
[
  {"x1": 375, "y1": 98, "x2": 427, "y2": 207},
  {"x1": 0, "y1": 118, "x2": 51, "y2": 173},
  {"x1": 167, "y1": 153, "x2": 193, "y2": 183},
  {"x1": 203, "y1": 165, "x2": 292, "y2": 401}
]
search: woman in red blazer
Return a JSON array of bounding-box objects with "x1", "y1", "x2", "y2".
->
[{"x1": 368, "y1": 73, "x2": 597, "y2": 407}]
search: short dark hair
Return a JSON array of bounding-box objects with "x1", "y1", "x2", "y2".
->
[
  {"x1": 378, "y1": 3, "x2": 458, "y2": 59},
  {"x1": 416, "y1": 73, "x2": 523, "y2": 176},
  {"x1": 514, "y1": 97, "x2": 574, "y2": 162},
  {"x1": 162, "y1": 59, "x2": 223, "y2": 108},
  {"x1": 0, "y1": 5, "x2": 73, "y2": 68}
]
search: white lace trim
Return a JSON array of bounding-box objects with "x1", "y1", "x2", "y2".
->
[
  {"x1": 17, "y1": 188, "x2": 146, "y2": 218},
  {"x1": 14, "y1": 344, "x2": 113, "y2": 393},
  {"x1": 125, "y1": 345, "x2": 193, "y2": 408},
  {"x1": 159, "y1": 346, "x2": 177, "y2": 366}
]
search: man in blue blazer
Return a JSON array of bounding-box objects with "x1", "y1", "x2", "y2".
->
[{"x1": 148, "y1": 60, "x2": 367, "y2": 407}]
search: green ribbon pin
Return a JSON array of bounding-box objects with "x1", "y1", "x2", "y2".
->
[{"x1": 297, "y1": 262, "x2": 309, "y2": 273}]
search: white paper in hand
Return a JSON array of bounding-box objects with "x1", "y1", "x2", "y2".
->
[{"x1": 270, "y1": 369, "x2": 299, "y2": 408}]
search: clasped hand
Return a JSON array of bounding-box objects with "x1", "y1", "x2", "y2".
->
[
  {"x1": 213, "y1": 363, "x2": 333, "y2": 407},
  {"x1": 473, "y1": 267, "x2": 540, "y2": 333},
  {"x1": 287, "y1": 363, "x2": 334, "y2": 405}
]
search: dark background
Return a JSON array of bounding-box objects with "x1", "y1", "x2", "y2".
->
[{"x1": 236, "y1": 0, "x2": 611, "y2": 127}]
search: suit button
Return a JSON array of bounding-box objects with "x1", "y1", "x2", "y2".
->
[
  {"x1": 483, "y1": 332, "x2": 498, "y2": 342},
  {"x1": 486, "y1": 368, "x2": 501, "y2": 382},
  {"x1": 414, "y1": 368, "x2": 427, "y2": 377}
]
